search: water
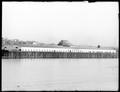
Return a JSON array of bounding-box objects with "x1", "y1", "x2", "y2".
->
[{"x1": 2, "y1": 59, "x2": 118, "y2": 91}]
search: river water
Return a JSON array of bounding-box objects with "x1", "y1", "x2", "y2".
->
[{"x1": 2, "y1": 59, "x2": 118, "y2": 91}]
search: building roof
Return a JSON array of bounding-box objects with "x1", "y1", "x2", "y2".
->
[{"x1": 19, "y1": 45, "x2": 116, "y2": 50}]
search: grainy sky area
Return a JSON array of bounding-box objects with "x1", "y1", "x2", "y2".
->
[{"x1": 2, "y1": 2, "x2": 118, "y2": 47}]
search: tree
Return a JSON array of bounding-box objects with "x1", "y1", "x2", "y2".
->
[
  {"x1": 97, "y1": 45, "x2": 100, "y2": 48},
  {"x1": 58, "y1": 40, "x2": 72, "y2": 47}
]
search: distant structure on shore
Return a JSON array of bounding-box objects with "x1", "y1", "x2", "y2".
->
[{"x1": 58, "y1": 40, "x2": 72, "y2": 47}]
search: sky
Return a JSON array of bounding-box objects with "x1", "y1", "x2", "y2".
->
[{"x1": 2, "y1": 2, "x2": 119, "y2": 47}]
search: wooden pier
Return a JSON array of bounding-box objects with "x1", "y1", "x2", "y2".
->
[{"x1": 2, "y1": 50, "x2": 118, "y2": 59}]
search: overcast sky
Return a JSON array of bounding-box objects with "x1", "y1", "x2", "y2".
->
[{"x1": 2, "y1": 2, "x2": 118, "y2": 47}]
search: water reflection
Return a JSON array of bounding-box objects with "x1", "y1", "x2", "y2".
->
[{"x1": 2, "y1": 59, "x2": 118, "y2": 91}]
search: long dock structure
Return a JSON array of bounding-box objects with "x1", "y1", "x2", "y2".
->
[{"x1": 2, "y1": 45, "x2": 118, "y2": 59}]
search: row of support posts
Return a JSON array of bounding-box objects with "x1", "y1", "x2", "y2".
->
[{"x1": 2, "y1": 50, "x2": 118, "y2": 59}]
